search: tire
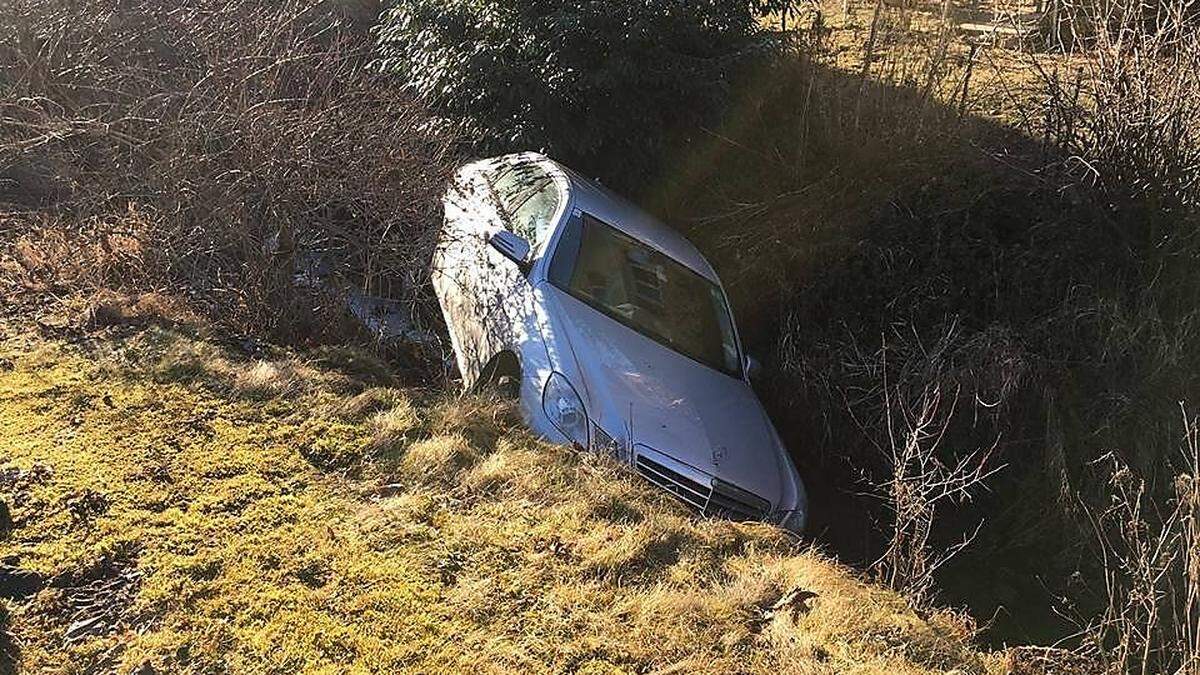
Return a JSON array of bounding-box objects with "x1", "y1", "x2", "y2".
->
[
  {"x1": 473, "y1": 352, "x2": 520, "y2": 400},
  {"x1": 494, "y1": 374, "x2": 520, "y2": 400}
]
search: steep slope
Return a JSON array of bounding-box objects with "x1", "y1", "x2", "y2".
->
[{"x1": 0, "y1": 317, "x2": 1002, "y2": 674}]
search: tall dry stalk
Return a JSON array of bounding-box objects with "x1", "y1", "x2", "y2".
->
[
  {"x1": 1175, "y1": 407, "x2": 1199, "y2": 674},
  {"x1": 1074, "y1": 405, "x2": 1200, "y2": 674}
]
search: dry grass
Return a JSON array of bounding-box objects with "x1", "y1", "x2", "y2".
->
[
  {"x1": 1067, "y1": 409, "x2": 1200, "y2": 674},
  {"x1": 81, "y1": 291, "x2": 198, "y2": 331},
  {"x1": 364, "y1": 400, "x2": 422, "y2": 455},
  {"x1": 231, "y1": 360, "x2": 309, "y2": 400},
  {"x1": 0, "y1": 0, "x2": 460, "y2": 342},
  {"x1": 0, "y1": 319, "x2": 1012, "y2": 673}
]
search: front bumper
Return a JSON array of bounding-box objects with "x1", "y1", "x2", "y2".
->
[{"x1": 771, "y1": 508, "x2": 807, "y2": 536}]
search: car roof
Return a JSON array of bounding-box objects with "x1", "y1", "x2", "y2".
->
[{"x1": 485, "y1": 152, "x2": 721, "y2": 284}]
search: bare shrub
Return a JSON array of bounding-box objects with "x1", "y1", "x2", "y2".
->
[
  {"x1": 871, "y1": 380, "x2": 1001, "y2": 605},
  {"x1": 0, "y1": 0, "x2": 460, "y2": 343},
  {"x1": 1040, "y1": 0, "x2": 1200, "y2": 50},
  {"x1": 831, "y1": 323, "x2": 1005, "y2": 605}
]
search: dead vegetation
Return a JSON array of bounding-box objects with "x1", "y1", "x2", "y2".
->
[
  {"x1": 631, "y1": 0, "x2": 1200, "y2": 657},
  {"x1": 1065, "y1": 407, "x2": 1200, "y2": 674},
  {"x1": 0, "y1": 0, "x2": 459, "y2": 344},
  {"x1": 867, "y1": 379, "x2": 1001, "y2": 606}
]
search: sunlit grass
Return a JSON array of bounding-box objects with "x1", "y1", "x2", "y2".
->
[{"x1": 0, "y1": 323, "x2": 1003, "y2": 673}]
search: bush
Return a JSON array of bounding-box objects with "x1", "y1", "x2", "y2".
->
[{"x1": 374, "y1": 0, "x2": 778, "y2": 188}]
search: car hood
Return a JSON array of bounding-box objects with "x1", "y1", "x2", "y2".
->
[{"x1": 541, "y1": 285, "x2": 787, "y2": 508}]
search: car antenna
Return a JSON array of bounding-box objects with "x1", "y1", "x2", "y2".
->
[{"x1": 626, "y1": 402, "x2": 634, "y2": 464}]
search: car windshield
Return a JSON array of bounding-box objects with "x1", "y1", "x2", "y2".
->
[{"x1": 549, "y1": 212, "x2": 741, "y2": 376}]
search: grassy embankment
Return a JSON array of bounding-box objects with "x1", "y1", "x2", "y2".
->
[{"x1": 0, "y1": 310, "x2": 1003, "y2": 674}]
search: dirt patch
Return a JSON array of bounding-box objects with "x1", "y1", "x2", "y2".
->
[
  {"x1": 53, "y1": 552, "x2": 144, "y2": 647},
  {"x1": 0, "y1": 464, "x2": 51, "y2": 534}
]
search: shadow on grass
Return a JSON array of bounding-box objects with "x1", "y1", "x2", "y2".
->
[{"x1": 0, "y1": 602, "x2": 18, "y2": 675}]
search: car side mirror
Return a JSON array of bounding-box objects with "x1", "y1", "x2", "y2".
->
[
  {"x1": 488, "y1": 230, "x2": 532, "y2": 273},
  {"x1": 743, "y1": 354, "x2": 762, "y2": 381}
]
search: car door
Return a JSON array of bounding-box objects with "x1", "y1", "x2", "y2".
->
[
  {"x1": 482, "y1": 163, "x2": 561, "y2": 336},
  {"x1": 482, "y1": 161, "x2": 564, "y2": 354}
]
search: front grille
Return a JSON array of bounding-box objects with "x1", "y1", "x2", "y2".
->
[
  {"x1": 635, "y1": 454, "x2": 710, "y2": 511},
  {"x1": 635, "y1": 454, "x2": 769, "y2": 523},
  {"x1": 708, "y1": 479, "x2": 771, "y2": 521}
]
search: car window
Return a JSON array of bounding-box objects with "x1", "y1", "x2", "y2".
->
[
  {"x1": 490, "y1": 163, "x2": 561, "y2": 245},
  {"x1": 548, "y1": 212, "x2": 741, "y2": 377}
]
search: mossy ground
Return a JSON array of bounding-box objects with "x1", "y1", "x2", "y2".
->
[{"x1": 0, "y1": 317, "x2": 1005, "y2": 674}]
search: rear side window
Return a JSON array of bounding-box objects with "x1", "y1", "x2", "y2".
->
[{"x1": 490, "y1": 163, "x2": 562, "y2": 245}]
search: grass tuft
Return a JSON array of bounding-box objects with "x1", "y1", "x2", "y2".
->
[
  {"x1": 399, "y1": 435, "x2": 482, "y2": 485},
  {"x1": 231, "y1": 360, "x2": 306, "y2": 400},
  {"x1": 365, "y1": 399, "x2": 422, "y2": 458}
]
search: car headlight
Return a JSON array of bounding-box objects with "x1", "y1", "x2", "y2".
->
[
  {"x1": 774, "y1": 509, "x2": 807, "y2": 535},
  {"x1": 542, "y1": 372, "x2": 588, "y2": 448}
]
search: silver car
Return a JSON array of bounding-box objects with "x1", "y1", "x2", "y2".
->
[{"x1": 432, "y1": 152, "x2": 807, "y2": 534}]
